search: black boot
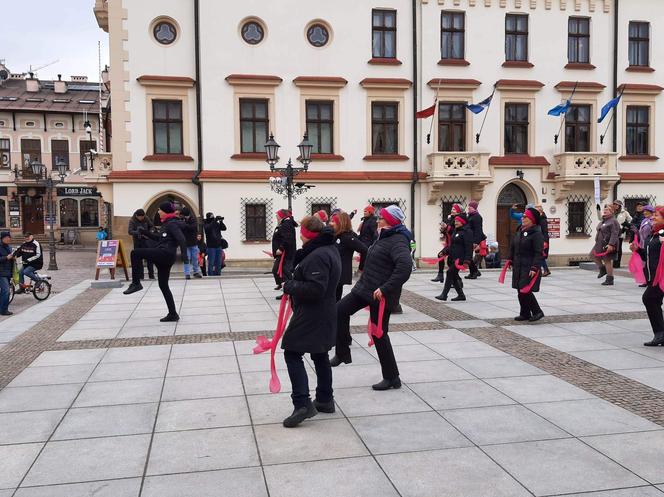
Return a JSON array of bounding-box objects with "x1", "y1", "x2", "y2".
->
[
  {"x1": 597, "y1": 266, "x2": 607, "y2": 278},
  {"x1": 313, "y1": 399, "x2": 336, "y2": 413},
  {"x1": 393, "y1": 304, "x2": 403, "y2": 314},
  {"x1": 283, "y1": 402, "x2": 317, "y2": 428},
  {"x1": 431, "y1": 273, "x2": 444, "y2": 282},
  {"x1": 330, "y1": 354, "x2": 352, "y2": 367},
  {"x1": 123, "y1": 283, "x2": 143, "y2": 295},
  {"x1": 451, "y1": 294, "x2": 466, "y2": 301},
  {"x1": 160, "y1": 313, "x2": 180, "y2": 322},
  {"x1": 372, "y1": 377, "x2": 402, "y2": 391},
  {"x1": 514, "y1": 315, "x2": 530, "y2": 321},
  {"x1": 435, "y1": 292, "x2": 448, "y2": 301},
  {"x1": 601, "y1": 275, "x2": 614, "y2": 286},
  {"x1": 529, "y1": 311, "x2": 545, "y2": 322},
  {"x1": 644, "y1": 333, "x2": 664, "y2": 347}
]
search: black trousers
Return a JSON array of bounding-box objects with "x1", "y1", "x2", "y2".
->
[
  {"x1": 133, "y1": 242, "x2": 155, "y2": 279},
  {"x1": 437, "y1": 260, "x2": 446, "y2": 279},
  {"x1": 284, "y1": 350, "x2": 333, "y2": 409},
  {"x1": 272, "y1": 257, "x2": 294, "y2": 286},
  {"x1": 131, "y1": 248, "x2": 177, "y2": 315},
  {"x1": 336, "y1": 292, "x2": 399, "y2": 380},
  {"x1": 614, "y1": 237, "x2": 624, "y2": 268},
  {"x1": 518, "y1": 291, "x2": 542, "y2": 318},
  {"x1": 642, "y1": 284, "x2": 664, "y2": 336},
  {"x1": 200, "y1": 256, "x2": 207, "y2": 276},
  {"x1": 441, "y1": 265, "x2": 463, "y2": 298},
  {"x1": 335, "y1": 284, "x2": 344, "y2": 302},
  {"x1": 469, "y1": 260, "x2": 480, "y2": 276}
]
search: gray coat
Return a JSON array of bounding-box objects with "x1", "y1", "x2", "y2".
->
[{"x1": 592, "y1": 217, "x2": 620, "y2": 257}]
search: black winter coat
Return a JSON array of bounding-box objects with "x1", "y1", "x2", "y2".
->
[
  {"x1": 335, "y1": 230, "x2": 368, "y2": 285},
  {"x1": 182, "y1": 216, "x2": 199, "y2": 247},
  {"x1": 447, "y1": 226, "x2": 473, "y2": 266},
  {"x1": 358, "y1": 215, "x2": 378, "y2": 247},
  {"x1": 203, "y1": 217, "x2": 227, "y2": 248},
  {"x1": 144, "y1": 217, "x2": 189, "y2": 263},
  {"x1": 467, "y1": 212, "x2": 487, "y2": 244},
  {"x1": 509, "y1": 225, "x2": 544, "y2": 293},
  {"x1": 128, "y1": 215, "x2": 155, "y2": 248},
  {"x1": 282, "y1": 229, "x2": 342, "y2": 353},
  {"x1": 271, "y1": 218, "x2": 297, "y2": 261},
  {"x1": 638, "y1": 228, "x2": 664, "y2": 283},
  {"x1": 0, "y1": 242, "x2": 12, "y2": 278},
  {"x1": 351, "y1": 224, "x2": 413, "y2": 310}
]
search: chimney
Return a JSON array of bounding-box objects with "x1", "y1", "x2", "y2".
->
[
  {"x1": 54, "y1": 74, "x2": 67, "y2": 94},
  {"x1": 70, "y1": 75, "x2": 88, "y2": 83},
  {"x1": 26, "y1": 72, "x2": 39, "y2": 92}
]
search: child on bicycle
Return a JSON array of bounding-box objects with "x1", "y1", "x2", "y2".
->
[{"x1": 13, "y1": 232, "x2": 43, "y2": 293}]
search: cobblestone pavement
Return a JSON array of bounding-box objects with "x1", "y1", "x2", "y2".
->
[{"x1": 1, "y1": 269, "x2": 664, "y2": 496}]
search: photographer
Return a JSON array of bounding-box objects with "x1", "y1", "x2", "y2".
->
[
  {"x1": 128, "y1": 209, "x2": 155, "y2": 280},
  {"x1": 611, "y1": 200, "x2": 632, "y2": 269},
  {"x1": 203, "y1": 212, "x2": 228, "y2": 275},
  {"x1": 181, "y1": 207, "x2": 202, "y2": 279}
]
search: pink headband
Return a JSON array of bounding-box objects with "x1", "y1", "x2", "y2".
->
[
  {"x1": 330, "y1": 214, "x2": 340, "y2": 225},
  {"x1": 380, "y1": 208, "x2": 400, "y2": 227},
  {"x1": 456, "y1": 216, "x2": 467, "y2": 226},
  {"x1": 300, "y1": 226, "x2": 320, "y2": 240},
  {"x1": 524, "y1": 210, "x2": 537, "y2": 224}
]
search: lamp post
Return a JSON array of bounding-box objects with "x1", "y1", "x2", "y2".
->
[{"x1": 265, "y1": 133, "x2": 313, "y2": 212}]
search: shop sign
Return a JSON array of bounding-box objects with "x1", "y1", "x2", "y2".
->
[
  {"x1": 57, "y1": 186, "x2": 100, "y2": 197},
  {"x1": 548, "y1": 218, "x2": 561, "y2": 239}
]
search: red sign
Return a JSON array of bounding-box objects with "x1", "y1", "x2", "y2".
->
[{"x1": 548, "y1": 218, "x2": 561, "y2": 239}]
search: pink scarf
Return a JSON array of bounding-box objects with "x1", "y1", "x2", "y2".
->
[
  {"x1": 253, "y1": 295, "x2": 293, "y2": 393},
  {"x1": 499, "y1": 260, "x2": 512, "y2": 284},
  {"x1": 367, "y1": 297, "x2": 386, "y2": 347},
  {"x1": 421, "y1": 255, "x2": 447, "y2": 264},
  {"x1": 454, "y1": 259, "x2": 467, "y2": 271},
  {"x1": 628, "y1": 232, "x2": 646, "y2": 285}
]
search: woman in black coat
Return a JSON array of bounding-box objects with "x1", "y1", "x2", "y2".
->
[
  {"x1": 631, "y1": 206, "x2": 664, "y2": 346},
  {"x1": 431, "y1": 204, "x2": 463, "y2": 283},
  {"x1": 435, "y1": 213, "x2": 473, "y2": 302},
  {"x1": 330, "y1": 210, "x2": 368, "y2": 301},
  {"x1": 272, "y1": 209, "x2": 298, "y2": 293},
  {"x1": 510, "y1": 207, "x2": 545, "y2": 322},
  {"x1": 281, "y1": 216, "x2": 342, "y2": 427}
]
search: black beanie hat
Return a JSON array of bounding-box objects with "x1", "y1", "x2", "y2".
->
[{"x1": 159, "y1": 201, "x2": 175, "y2": 214}]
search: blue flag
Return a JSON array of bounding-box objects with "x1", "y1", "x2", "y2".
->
[
  {"x1": 598, "y1": 95, "x2": 621, "y2": 123},
  {"x1": 466, "y1": 94, "x2": 493, "y2": 114},
  {"x1": 548, "y1": 100, "x2": 571, "y2": 117}
]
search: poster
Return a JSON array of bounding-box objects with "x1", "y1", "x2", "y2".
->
[
  {"x1": 548, "y1": 218, "x2": 561, "y2": 239},
  {"x1": 594, "y1": 176, "x2": 601, "y2": 205},
  {"x1": 97, "y1": 240, "x2": 119, "y2": 267}
]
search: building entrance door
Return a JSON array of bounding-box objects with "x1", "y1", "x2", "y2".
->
[
  {"x1": 496, "y1": 183, "x2": 527, "y2": 254},
  {"x1": 21, "y1": 195, "x2": 45, "y2": 234}
]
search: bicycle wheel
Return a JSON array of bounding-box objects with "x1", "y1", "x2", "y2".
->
[
  {"x1": 32, "y1": 280, "x2": 52, "y2": 301},
  {"x1": 8, "y1": 283, "x2": 15, "y2": 304}
]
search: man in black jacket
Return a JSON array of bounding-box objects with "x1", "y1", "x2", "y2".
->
[
  {"x1": 466, "y1": 200, "x2": 486, "y2": 279},
  {"x1": 357, "y1": 205, "x2": 378, "y2": 271},
  {"x1": 203, "y1": 212, "x2": 227, "y2": 275},
  {"x1": 272, "y1": 209, "x2": 297, "y2": 295},
  {"x1": 0, "y1": 231, "x2": 13, "y2": 316},
  {"x1": 180, "y1": 207, "x2": 202, "y2": 279},
  {"x1": 333, "y1": 205, "x2": 413, "y2": 391},
  {"x1": 128, "y1": 209, "x2": 155, "y2": 280},
  {"x1": 13, "y1": 232, "x2": 43, "y2": 292}
]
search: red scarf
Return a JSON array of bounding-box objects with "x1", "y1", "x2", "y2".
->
[{"x1": 160, "y1": 212, "x2": 179, "y2": 222}]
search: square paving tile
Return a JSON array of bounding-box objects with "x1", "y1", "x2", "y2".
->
[
  {"x1": 442, "y1": 404, "x2": 569, "y2": 445},
  {"x1": 399, "y1": 359, "x2": 474, "y2": 383},
  {"x1": 14, "y1": 478, "x2": 142, "y2": 496},
  {"x1": 533, "y1": 335, "x2": 618, "y2": 352},
  {"x1": 263, "y1": 457, "x2": 399, "y2": 497},
  {"x1": 0, "y1": 443, "x2": 43, "y2": 490},
  {"x1": 570, "y1": 350, "x2": 664, "y2": 371},
  {"x1": 0, "y1": 410, "x2": 65, "y2": 444},
  {"x1": 333, "y1": 386, "x2": 431, "y2": 417},
  {"x1": 167, "y1": 356, "x2": 238, "y2": 376},
  {"x1": 255, "y1": 418, "x2": 368, "y2": 465},
  {"x1": 8, "y1": 364, "x2": 96, "y2": 388},
  {"x1": 429, "y1": 341, "x2": 508, "y2": 359},
  {"x1": 378, "y1": 446, "x2": 531, "y2": 497},
  {"x1": 23, "y1": 435, "x2": 150, "y2": 487},
  {"x1": 241, "y1": 370, "x2": 293, "y2": 395},
  {"x1": 74, "y1": 378, "x2": 163, "y2": 407},
  {"x1": 367, "y1": 344, "x2": 441, "y2": 362},
  {"x1": 89, "y1": 360, "x2": 167, "y2": 382},
  {"x1": 554, "y1": 321, "x2": 636, "y2": 335},
  {"x1": 0, "y1": 384, "x2": 82, "y2": 413},
  {"x1": 156, "y1": 396, "x2": 250, "y2": 431},
  {"x1": 592, "y1": 332, "x2": 654, "y2": 348},
  {"x1": 142, "y1": 468, "x2": 267, "y2": 497},
  {"x1": 53, "y1": 403, "x2": 157, "y2": 440},
  {"x1": 526, "y1": 398, "x2": 661, "y2": 436},
  {"x1": 349, "y1": 411, "x2": 471, "y2": 454},
  {"x1": 503, "y1": 323, "x2": 577, "y2": 338},
  {"x1": 582, "y1": 431, "x2": 664, "y2": 484},
  {"x1": 30, "y1": 350, "x2": 106, "y2": 367},
  {"x1": 170, "y1": 342, "x2": 235, "y2": 358},
  {"x1": 453, "y1": 356, "x2": 545, "y2": 378},
  {"x1": 483, "y1": 438, "x2": 647, "y2": 496},
  {"x1": 246, "y1": 393, "x2": 341, "y2": 425},
  {"x1": 101, "y1": 345, "x2": 171, "y2": 363},
  {"x1": 619, "y1": 367, "x2": 664, "y2": 391},
  {"x1": 147, "y1": 426, "x2": 259, "y2": 475},
  {"x1": 486, "y1": 375, "x2": 595, "y2": 403},
  {"x1": 405, "y1": 329, "x2": 476, "y2": 344},
  {"x1": 161, "y1": 373, "x2": 244, "y2": 401},
  {"x1": 553, "y1": 489, "x2": 664, "y2": 497},
  {"x1": 409, "y1": 380, "x2": 515, "y2": 410}
]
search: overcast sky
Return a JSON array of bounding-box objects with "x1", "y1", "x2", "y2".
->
[{"x1": 1, "y1": 0, "x2": 109, "y2": 81}]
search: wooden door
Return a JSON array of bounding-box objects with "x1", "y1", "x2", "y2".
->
[
  {"x1": 21, "y1": 195, "x2": 44, "y2": 234},
  {"x1": 497, "y1": 206, "x2": 521, "y2": 256}
]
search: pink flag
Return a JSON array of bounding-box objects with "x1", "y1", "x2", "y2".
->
[
  {"x1": 253, "y1": 294, "x2": 292, "y2": 393},
  {"x1": 367, "y1": 298, "x2": 386, "y2": 347},
  {"x1": 421, "y1": 256, "x2": 447, "y2": 265},
  {"x1": 519, "y1": 272, "x2": 540, "y2": 294},
  {"x1": 628, "y1": 233, "x2": 646, "y2": 285},
  {"x1": 498, "y1": 260, "x2": 512, "y2": 284}
]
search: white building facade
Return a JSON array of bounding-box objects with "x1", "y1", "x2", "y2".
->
[{"x1": 95, "y1": 0, "x2": 662, "y2": 265}]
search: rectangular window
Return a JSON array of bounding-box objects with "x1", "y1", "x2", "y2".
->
[
  {"x1": 372, "y1": 9, "x2": 397, "y2": 59},
  {"x1": 565, "y1": 105, "x2": 591, "y2": 152},
  {"x1": 80, "y1": 198, "x2": 99, "y2": 227},
  {"x1": 152, "y1": 100, "x2": 183, "y2": 155},
  {"x1": 568, "y1": 17, "x2": 590, "y2": 64},
  {"x1": 0, "y1": 138, "x2": 9, "y2": 169},
  {"x1": 245, "y1": 203, "x2": 267, "y2": 241},
  {"x1": 311, "y1": 203, "x2": 332, "y2": 217},
  {"x1": 626, "y1": 105, "x2": 649, "y2": 156},
  {"x1": 51, "y1": 140, "x2": 69, "y2": 169},
  {"x1": 306, "y1": 101, "x2": 333, "y2": 154},
  {"x1": 21, "y1": 138, "x2": 41, "y2": 165},
  {"x1": 371, "y1": 102, "x2": 399, "y2": 155},
  {"x1": 240, "y1": 99, "x2": 269, "y2": 153},
  {"x1": 504, "y1": 103, "x2": 529, "y2": 155},
  {"x1": 629, "y1": 21, "x2": 650, "y2": 67},
  {"x1": 438, "y1": 102, "x2": 466, "y2": 152},
  {"x1": 441, "y1": 11, "x2": 465, "y2": 60},
  {"x1": 505, "y1": 14, "x2": 528, "y2": 62},
  {"x1": 568, "y1": 201, "x2": 587, "y2": 235},
  {"x1": 79, "y1": 140, "x2": 97, "y2": 171},
  {"x1": 625, "y1": 197, "x2": 650, "y2": 217},
  {"x1": 59, "y1": 198, "x2": 79, "y2": 228}
]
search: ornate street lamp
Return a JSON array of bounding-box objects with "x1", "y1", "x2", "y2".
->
[
  {"x1": 297, "y1": 132, "x2": 313, "y2": 169},
  {"x1": 265, "y1": 132, "x2": 313, "y2": 212},
  {"x1": 265, "y1": 133, "x2": 280, "y2": 169}
]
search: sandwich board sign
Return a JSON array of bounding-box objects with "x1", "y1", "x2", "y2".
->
[{"x1": 95, "y1": 239, "x2": 129, "y2": 280}]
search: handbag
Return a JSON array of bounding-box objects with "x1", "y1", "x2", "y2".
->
[{"x1": 221, "y1": 238, "x2": 229, "y2": 249}]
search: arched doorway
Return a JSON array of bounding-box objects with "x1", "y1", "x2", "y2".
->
[
  {"x1": 496, "y1": 183, "x2": 528, "y2": 253},
  {"x1": 146, "y1": 194, "x2": 194, "y2": 227}
]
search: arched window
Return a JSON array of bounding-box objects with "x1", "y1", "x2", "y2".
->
[
  {"x1": 80, "y1": 198, "x2": 99, "y2": 227},
  {"x1": 59, "y1": 198, "x2": 79, "y2": 227},
  {"x1": 147, "y1": 194, "x2": 194, "y2": 226}
]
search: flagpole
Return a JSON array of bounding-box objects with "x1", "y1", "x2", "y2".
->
[
  {"x1": 426, "y1": 83, "x2": 440, "y2": 145},
  {"x1": 475, "y1": 83, "x2": 497, "y2": 144},
  {"x1": 553, "y1": 81, "x2": 578, "y2": 145},
  {"x1": 600, "y1": 85, "x2": 625, "y2": 145}
]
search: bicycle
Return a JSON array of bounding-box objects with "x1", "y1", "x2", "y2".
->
[{"x1": 8, "y1": 263, "x2": 52, "y2": 304}]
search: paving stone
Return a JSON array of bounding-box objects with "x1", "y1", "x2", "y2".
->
[
  {"x1": 555, "y1": 488, "x2": 664, "y2": 497},
  {"x1": 533, "y1": 335, "x2": 619, "y2": 352},
  {"x1": 14, "y1": 478, "x2": 142, "y2": 497},
  {"x1": 570, "y1": 349, "x2": 664, "y2": 371},
  {"x1": 0, "y1": 384, "x2": 82, "y2": 413},
  {"x1": 371, "y1": 344, "x2": 442, "y2": 362},
  {"x1": 483, "y1": 438, "x2": 647, "y2": 496},
  {"x1": 161, "y1": 373, "x2": 244, "y2": 401},
  {"x1": 142, "y1": 468, "x2": 267, "y2": 497},
  {"x1": 0, "y1": 443, "x2": 43, "y2": 490},
  {"x1": 399, "y1": 359, "x2": 475, "y2": 383},
  {"x1": 156, "y1": 396, "x2": 250, "y2": 431},
  {"x1": 554, "y1": 321, "x2": 634, "y2": 335},
  {"x1": 146, "y1": 426, "x2": 259, "y2": 475},
  {"x1": 405, "y1": 329, "x2": 476, "y2": 344},
  {"x1": 241, "y1": 370, "x2": 293, "y2": 395},
  {"x1": 453, "y1": 356, "x2": 546, "y2": 378},
  {"x1": 333, "y1": 386, "x2": 431, "y2": 417},
  {"x1": 444, "y1": 320, "x2": 493, "y2": 328},
  {"x1": 428, "y1": 341, "x2": 508, "y2": 359},
  {"x1": 378, "y1": 447, "x2": 531, "y2": 497},
  {"x1": 89, "y1": 360, "x2": 167, "y2": 382},
  {"x1": 582, "y1": 431, "x2": 664, "y2": 484},
  {"x1": 170, "y1": 341, "x2": 235, "y2": 358},
  {"x1": 29, "y1": 349, "x2": 106, "y2": 367},
  {"x1": 502, "y1": 324, "x2": 578, "y2": 338},
  {"x1": 8, "y1": 364, "x2": 96, "y2": 387},
  {"x1": 255, "y1": 418, "x2": 368, "y2": 465},
  {"x1": 409, "y1": 380, "x2": 515, "y2": 410},
  {"x1": 486, "y1": 375, "x2": 595, "y2": 403},
  {"x1": 349, "y1": 411, "x2": 471, "y2": 454},
  {"x1": 0, "y1": 409, "x2": 65, "y2": 444},
  {"x1": 101, "y1": 345, "x2": 171, "y2": 363},
  {"x1": 23, "y1": 435, "x2": 150, "y2": 487},
  {"x1": 619, "y1": 368, "x2": 664, "y2": 391},
  {"x1": 246, "y1": 392, "x2": 341, "y2": 425},
  {"x1": 167, "y1": 356, "x2": 238, "y2": 376},
  {"x1": 74, "y1": 378, "x2": 163, "y2": 407},
  {"x1": 263, "y1": 456, "x2": 399, "y2": 497},
  {"x1": 53, "y1": 403, "x2": 158, "y2": 440}
]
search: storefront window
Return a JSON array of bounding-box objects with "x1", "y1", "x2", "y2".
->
[
  {"x1": 80, "y1": 198, "x2": 99, "y2": 227},
  {"x1": 0, "y1": 199, "x2": 5, "y2": 228},
  {"x1": 59, "y1": 198, "x2": 79, "y2": 227}
]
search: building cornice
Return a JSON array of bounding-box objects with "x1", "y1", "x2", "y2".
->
[
  {"x1": 554, "y1": 81, "x2": 606, "y2": 93},
  {"x1": 359, "y1": 78, "x2": 412, "y2": 90},
  {"x1": 617, "y1": 83, "x2": 664, "y2": 95},
  {"x1": 428, "y1": 78, "x2": 482, "y2": 90},
  {"x1": 293, "y1": 76, "x2": 348, "y2": 88},
  {"x1": 225, "y1": 74, "x2": 283, "y2": 87},
  {"x1": 496, "y1": 79, "x2": 544, "y2": 91},
  {"x1": 108, "y1": 170, "x2": 195, "y2": 181},
  {"x1": 136, "y1": 75, "x2": 196, "y2": 88},
  {"x1": 198, "y1": 170, "x2": 426, "y2": 182}
]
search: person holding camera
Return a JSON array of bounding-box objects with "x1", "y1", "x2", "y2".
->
[
  {"x1": 611, "y1": 200, "x2": 632, "y2": 269},
  {"x1": 272, "y1": 209, "x2": 298, "y2": 295},
  {"x1": 204, "y1": 212, "x2": 227, "y2": 276},
  {"x1": 0, "y1": 231, "x2": 14, "y2": 316},
  {"x1": 181, "y1": 207, "x2": 202, "y2": 280},
  {"x1": 128, "y1": 209, "x2": 155, "y2": 280}
]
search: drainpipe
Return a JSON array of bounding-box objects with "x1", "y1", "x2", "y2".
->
[
  {"x1": 193, "y1": 0, "x2": 204, "y2": 218},
  {"x1": 611, "y1": 0, "x2": 620, "y2": 201},
  {"x1": 410, "y1": 0, "x2": 418, "y2": 233}
]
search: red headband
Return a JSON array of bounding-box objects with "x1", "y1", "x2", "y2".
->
[
  {"x1": 330, "y1": 214, "x2": 340, "y2": 225},
  {"x1": 316, "y1": 210, "x2": 328, "y2": 222},
  {"x1": 380, "y1": 208, "x2": 400, "y2": 227},
  {"x1": 277, "y1": 210, "x2": 291, "y2": 220},
  {"x1": 451, "y1": 204, "x2": 462, "y2": 214},
  {"x1": 524, "y1": 210, "x2": 537, "y2": 224},
  {"x1": 300, "y1": 226, "x2": 320, "y2": 240},
  {"x1": 456, "y1": 216, "x2": 467, "y2": 226},
  {"x1": 364, "y1": 205, "x2": 375, "y2": 214}
]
